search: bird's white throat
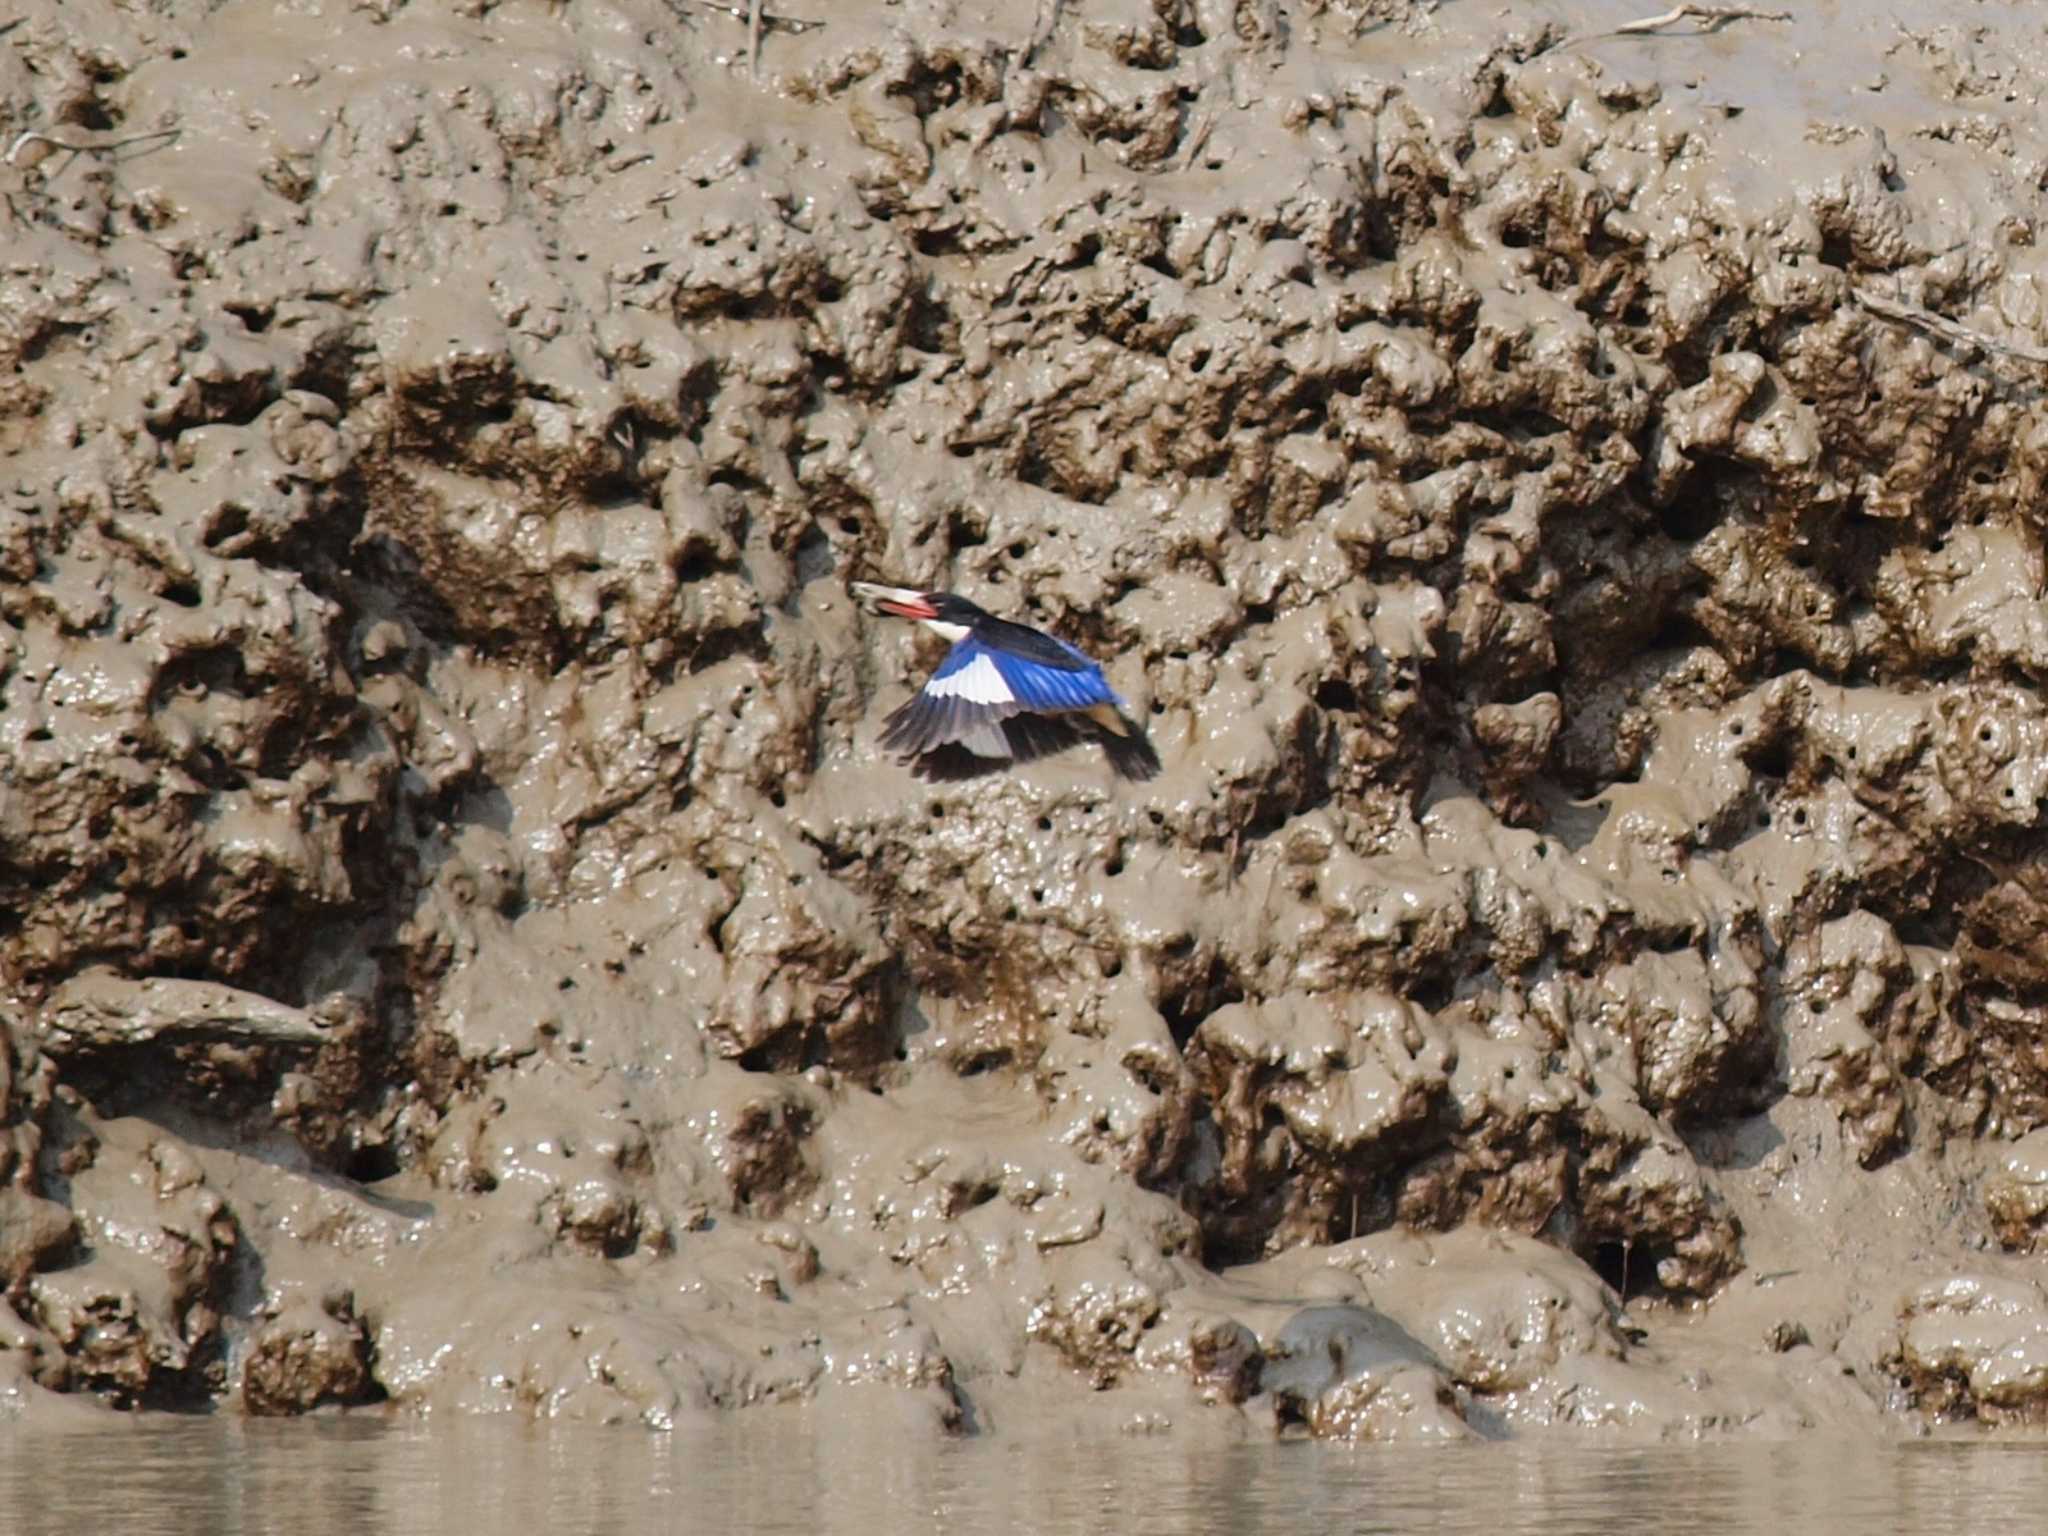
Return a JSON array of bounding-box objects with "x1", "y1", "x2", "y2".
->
[{"x1": 919, "y1": 619, "x2": 971, "y2": 642}]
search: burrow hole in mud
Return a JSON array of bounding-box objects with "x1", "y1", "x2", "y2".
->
[
  {"x1": 956, "y1": 1048, "x2": 1012, "y2": 1078},
  {"x1": 1746, "y1": 730, "x2": 1792, "y2": 782},
  {"x1": 1656, "y1": 492, "x2": 1722, "y2": 543},
  {"x1": 1409, "y1": 971, "x2": 1455, "y2": 1014},
  {"x1": 738, "y1": 1034, "x2": 829, "y2": 1075},
  {"x1": 64, "y1": 95, "x2": 120, "y2": 132},
  {"x1": 947, "y1": 509, "x2": 988, "y2": 550},
  {"x1": 1592, "y1": 1238, "x2": 1662, "y2": 1301},
  {"x1": 1057, "y1": 233, "x2": 1103, "y2": 271},
  {"x1": 1314, "y1": 678, "x2": 1358, "y2": 712},
  {"x1": 204, "y1": 503, "x2": 250, "y2": 550},
  {"x1": 226, "y1": 302, "x2": 274, "y2": 334},
  {"x1": 345, "y1": 1141, "x2": 402, "y2": 1183}
]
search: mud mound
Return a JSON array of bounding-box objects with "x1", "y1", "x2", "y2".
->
[{"x1": 4, "y1": 0, "x2": 2048, "y2": 1436}]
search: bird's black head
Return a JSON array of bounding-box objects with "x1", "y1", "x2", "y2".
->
[
  {"x1": 850, "y1": 582, "x2": 991, "y2": 628},
  {"x1": 922, "y1": 592, "x2": 989, "y2": 626}
]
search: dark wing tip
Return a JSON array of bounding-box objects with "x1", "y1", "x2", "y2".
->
[
  {"x1": 908, "y1": 745, "x2": 1007, "y2": 782},
  {"x1": 1000, "y1": 711, "x2": 1082, "y2": 765},
  {"x1": 907, "y1": 713, "x2": 1079, "y2": 781},
  {"x1": 879, "y1": 693, "x2": 941, "y2": 755},
  {"x1": 885, "y1": 700, "x2": 1156, "y2": 782},
  {"x1": 1101, "y1": 725, "x2": 1162, "y2": 781}
]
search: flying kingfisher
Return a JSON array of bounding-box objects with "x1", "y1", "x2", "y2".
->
[{"x1": 851, "y1": 582, "x2": 1161, "y2": 782}]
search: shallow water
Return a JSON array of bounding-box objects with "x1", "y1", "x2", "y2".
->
[{"x1": 2, "y1": 1413, "x2": 2040, "y2": 1536}]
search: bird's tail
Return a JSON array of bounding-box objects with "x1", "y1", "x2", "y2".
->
[{"x1": 1094, "y1": 712, "x2": 1161, "y2": 781}]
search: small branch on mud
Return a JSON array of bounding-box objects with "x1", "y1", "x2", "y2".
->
[
  {"x1": 1854, "y1": 287, "x2": 2048, "y2": 370},
  {"x1": 688, "y1": 0, "x2": 823, "y2": 35},
  {"x1": 6, "y1": 126, "x2": 180, "y2": 168},
  {"x1": 1565, "y1": 4, "x2": 1791, "y2": 47},
  {"x1": 2, "y1": 125, "x2": 180, "y2": 228},
  {"x1": 747, "y1": 0, "x2": 764, "y2": 78},
  {"x1": 1612, "y1": 4, "x2": 1791, "y2": 36}
]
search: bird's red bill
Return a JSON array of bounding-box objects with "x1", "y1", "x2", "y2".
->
[{"x1": 850, "y1": 581, "x2": 941, "y2": 621}]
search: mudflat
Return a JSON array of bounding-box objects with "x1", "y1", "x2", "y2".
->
[{"x1": 3, "y1": 0, "x2": 2048, "y2": 1439}]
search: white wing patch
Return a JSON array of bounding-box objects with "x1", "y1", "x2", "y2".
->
[
  {"x1": 926, "y1": 652, "x2": 1014, "y2": 707},
  {"x1": 957, "y1": 719, "x2": 1013, "y2": 759}
]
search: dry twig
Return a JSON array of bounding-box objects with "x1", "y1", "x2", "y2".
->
[
  {"x1": 1854, "y1": 286, "x2": 2048, "y2": 371},
  {"x1": 2, "y1": 125, "x2": 180, "y2": 228},
  {"x1": 690, "y1": 0, "x2": 822, "y2": 34},
  {"x1": 1561, "y1": 4, "x2": 1791, "y2": 49},
  {"x1": 1611, "y1": 4, "x2": 1791, "y2": 36},
  {"x1": 6, "y1": 126, "x2": 180, "y2": 168}
]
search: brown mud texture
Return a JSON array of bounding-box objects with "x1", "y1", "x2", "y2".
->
[{"x1": 5, "y1": 0, "x2": 2048, "y2": 1440}]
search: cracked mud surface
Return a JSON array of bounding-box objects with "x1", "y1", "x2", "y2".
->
[{"x1": 6, "y1": 0, "x2": 2048, "y2": 1439}]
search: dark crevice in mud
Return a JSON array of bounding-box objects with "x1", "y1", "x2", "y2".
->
[
  {"x1": 1665, "y1": 294, "x2": 1761, "y2": 389},
  {"x1": 1157, "y1": 952, "x2": 1244, "y2": 1050},
  {"x1": 904, "y1": 285, "x2": 957, "y2": 354},
  {"x1": 1639, "y1": 604, "x2": 1714, "y2": 658},
  {"x1": 57, "y1": 1039, "x2": 316, "y2": 1127},
  {"x1": 680, "y1": 621, "x2": 771, "y2": 675},
  {"x1": 1407, "y1": 972, "x2": 1456, "y2": 1015},
  {"x1": 144, "y1": 379, "x2": 284, "y2": 437},
  {"x1": 1314, "y1": 677, "x2": 1359, "y2": 712},
  {"x1": 1656, "y1": 489, "x2": 1724, "y2": 543},
  {"x1": 737, "y1": 1031, "x2": 831, "y2": 1076}
]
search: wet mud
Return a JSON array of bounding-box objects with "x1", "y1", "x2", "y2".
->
[{"x1": 4, "y1": 0, "x2": 2048, "y2": 1438}]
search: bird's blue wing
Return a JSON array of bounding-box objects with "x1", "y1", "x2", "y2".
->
[
  {"x1": 986, "y1": 645, "x2": 1125, "y2": 715},
  {"x1": 877, "y1": 632, "x2": 1135, "y2": 772},
  {"x1": 879, "y1": 637, "x2": 1021, "y2": 756},
  {"x1": 922, "y1": 634, "x2": 1120, "y2": 714},
  {"x1": 929, "y1": 636, "x2": 1004, "y2": 688}
]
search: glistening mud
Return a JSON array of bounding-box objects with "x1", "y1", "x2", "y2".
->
[{"x1": 3, "y1": 0, "x2": 2048, "y2": 1438}]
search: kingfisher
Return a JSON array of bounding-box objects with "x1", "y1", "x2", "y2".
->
[{"x1": 851, "y1": 582, "x2": 1161, "y2": 782}]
